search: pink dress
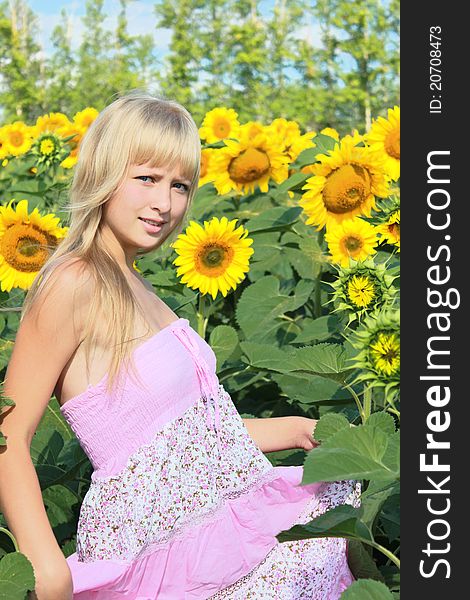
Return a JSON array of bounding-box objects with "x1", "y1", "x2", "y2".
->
[{"x1": 60, "y1": 317, "x2": 360, "y2": 599}]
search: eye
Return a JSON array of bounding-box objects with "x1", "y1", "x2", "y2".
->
[
  {"x1": 135, "y1": 175, "x2": 155, "y2": 183},
  {"x1": 173, "y1": 182, "x2": 190, "y2": 193}
]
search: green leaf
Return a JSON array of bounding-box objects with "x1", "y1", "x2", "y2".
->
[
  {"x1": 303, "y1": 426, "x2": 398, "y2": 483},
  {"x1": 235, "y1": 276, "x2": 314, "y2": 341},
  {"x1": 347, "y1": 540, "x2": 385, "y2": 582},
  {"x1": 292, "y1": 315, "x2": 342, "y2": 343},
  {"x1": 277, "y1": 505, "x2": 372, "y2": 544},
  {"x1": 294, "y1": 343, "x2": 349, "y2": 376},
  {"x1": 366, "y1": 412, "x2": 396, "y2": 435},
  {"x1": 0, "y1": 552, "x2": 35, "y2": 599},
  {"x1": 273, "y1": 373, "x2": 353, "y2": 404},
  {"x1": 244, "y1": 206, "x2": 302, "y2": 234},
  {"x1": 314, "y1": 413, "x2": 350, "y2": 441},
  {"x1": 209, "y1": 325, "x2": 239, "y2": 367},
  {"x1": 339, "y1": 578, "x2": 395, "y2": 599}
]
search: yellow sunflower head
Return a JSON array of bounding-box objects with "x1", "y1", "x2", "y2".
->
[
  {"x1": 199, "y1": 108, "x2": 240, "y2": 143},
  {"x1": 211, "y1": 133, "x2": 289, "y2": 195},
  {"x1": 238, "y1": 121, "x2": 266, "y2": 143},
  {"x1": 57, "y1": 123, "x2": 84, "y2": 169},
  {"x1": 35, "y1": 112, "x2": 71, "y2": 134},
  {"x1": 378, "y1": 209, "x2": 400, "y2": 251},
  {"x1": 0, "y1": 127, "x2": 10, "y2": 159},
  {"x1": 0, "y1": 200, "x2": 68, "y2": 292},
  {"x1": 198, "y1": 148, "x2": 218, "y2": 187},
  {"x1": 266, "y1": 118, "x2": 316, "y2": 162},
  {"x1": 73, "y1": 107, "x2": 99, "y2": 132},
  {"x1": 171, "y1": 216, "x2": 254, "y2": 300},
  {"x1": 2, "y1": 122, "x2": 34, "y2": 157},
  {"x1": 329, "y1": 258, "x2": 397, "y2": 325},
  {"x1": 31, "y1": 132, "x2": 67, "y2": 168},
  {"x1": 325, "y1": 218, "x2": 379, "y2": 267},
  {"x1": 366, "y1": 106, "x2": 400, "y2": 181},
  {"x1": 299, "y1": 134, "x2": 390, "y2": 230}
]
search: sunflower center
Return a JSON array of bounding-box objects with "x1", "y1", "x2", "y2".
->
[
  {"x1": 347, "y1": 274, "x2": 375, "y2": 308},
  {"x1": 214, "y1": 118, "x2": 230, "y2": 139},
  {"x1": 0, "y1": 224, "x2": 55, "y2": 272},
  {"x1": 388, "y1": 222, "x2": 400, "y2": 239},
  {"x1": 370, "y1": 332, "x2": 400, "y2": 376},
  {"x1": 322, "y1": 164, "x2": 371, "y2": 214},
  {"x1": 342, "y1": 235, "x2": 363, "y2": 253},
  {"x1": 40, "y1": 139, "x2": 55, "y2": 155},
  {"x1": 385, "y1": 128, "x2": 400, "y2": 159},
  {"x1": 228, "y1": 148, "x2": 270, "y2": 183},
  {"x1": 10, "y1": 132, "x2": 24, "y2": 147},
  {"x1": 197, "y1": 243, "x2": 234, "y2": 276}
]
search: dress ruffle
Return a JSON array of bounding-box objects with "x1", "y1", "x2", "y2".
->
[{"x1": 68, "y1": 466, "x2": 356, "y2": 599}]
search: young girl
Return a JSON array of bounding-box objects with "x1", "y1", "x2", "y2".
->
[{"x1": 0, "y1": 91, "x2": 360, "y2": 599}]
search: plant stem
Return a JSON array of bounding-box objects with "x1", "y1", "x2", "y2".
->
[
  {"x1": 363, "y1": 386, "x2": 372, "y2": 422},
  {"x1": 367, "y1": 540, "x2": 401, "y2": 569},
  {"x1": 313, "y1": 229, "x2": 325, "y2": 318},
  {"x1": 0, "y1": 527, "x2": 19, "y2": 551},
  {"x1": 344, "y1": 383, "x2": 365, "y2": 423},
  {"x1": 197, "y1": 293, "x2": 208, "y2": 339}
]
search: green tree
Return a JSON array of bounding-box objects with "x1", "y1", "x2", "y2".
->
[{"x1": 0, "y1": 0, "x2": 43, "y2": 121}]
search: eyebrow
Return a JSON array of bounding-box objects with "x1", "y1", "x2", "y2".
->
[{"x1": 135, "y1": 169, "x2": 192, "y2": 184}]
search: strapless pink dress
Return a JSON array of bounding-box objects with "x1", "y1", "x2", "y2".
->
[{"x1": 60, "y1": 317, "x2": 360, "y2": 599}]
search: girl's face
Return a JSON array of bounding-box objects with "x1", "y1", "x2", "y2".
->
[{"x1": 101, "y1": 160, "x2": 192, "y2": 265}]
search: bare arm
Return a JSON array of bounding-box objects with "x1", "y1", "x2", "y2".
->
[
  {"x1": 0, "y1": 260, "x2": 92, "y2": 600},
  {"x1": 242, "y1": 416, "x2": 318, "y2": 453}
]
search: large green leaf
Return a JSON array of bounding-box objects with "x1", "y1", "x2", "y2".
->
[
  {"x1": 235, "y1": 276, "x2": 314, "y2": 341},
  {"x1": 277, "y1": 505, "x2": 372, "y2": 543},
  {"x1": 303, "y1": 426, "x2": 398, "y2": 483},
  {"x1": 314, "y1": 413, "x2": 350, "y2": 441},
  {"x1": 209, "y1": 325, "x2": 239, "y2": 367},
  {"x1": 292, "y1": 315, "x2": 342, "y2": 343},
  {"x1": 293, "y1": 343, "x2": 350, "y2": 379},
  {"x1": 273, "y1": 373, "x2": 352, "y2": 404},
  {"x1": 0, "y1": 552, "x2": 35, "y2": 599}
]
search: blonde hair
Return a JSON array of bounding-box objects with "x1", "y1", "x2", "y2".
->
[{"x1": 21, "y1": 90, "x2": 201, "y2": 397}]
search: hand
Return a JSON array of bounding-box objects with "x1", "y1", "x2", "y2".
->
[{"x1": 294, "y1": 417, "x2": 320, "y2": 451}]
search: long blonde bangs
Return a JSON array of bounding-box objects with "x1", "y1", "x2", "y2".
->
[{"x1": 21, "y1": 91, "x2": 201, "y2": 403}]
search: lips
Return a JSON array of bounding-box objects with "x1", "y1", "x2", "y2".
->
[{"x1": 139, "y1": 217, "x2": 165, "y2": 226}]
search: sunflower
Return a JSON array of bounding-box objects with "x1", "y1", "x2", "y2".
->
[
  {"x1": 30, "y1": 132, "x2": 68, "y2": 168},
  {"x1": 2, "y1": 122, "x2": 34, "y2": 156},
  {"x1": 238, "y1": 121, "x2": 265, "y2": 143},
  {"x1": 366, "y1": 106, "x2": 400, "y2": 181},
  {"x1": 199, "y1": 108, "x2": 240, "y2": 143},
  {"x1": 73, "y1": 107, "x2": 99, "y2": 132},
  {"x1": 211, "y1": 133, "x2": 289, "y2": 195},
  {"x1": 328, "y1": 257, "x2": 397, "y2": 325},
  {"x1": 320, "y1": 127, "x2": 340, "y2": 141},
  {"x1": 0, "y1": 200, "x2": 68, "y2": 292},
  {"x1": 325, "y1": 218, "x2": 379, "y2": 266},
  {"x1": 0, "y1": 127, "x2": 9, "y2": 159},
  {"x1": 266, "y1": 118, "x2": 316, "y2": 162},
  {"x1": 378, "y1": 209, "x2": 400, "y2": 251},
  {"x1": 349, "y1": 308, "x2": 400, "y2": 404},
  {"x1": 57, "y1": 123, "x2": 84, "y2": 169},
  {"x1": 299, "y1": 133, "x2": 390, "y2": 230},
  {"x1": 198, "y1": 149, "x2": 218, "y2": 187},
  {"x1": 171, "y1": 216, "x2": 254, "y2": 300},
  {"x1": 35, "y1": 112, "x2": 71, "y2": 134}
]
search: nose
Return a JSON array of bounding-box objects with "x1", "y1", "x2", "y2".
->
[{"x1": 150, "y1": 182, "x2": 172, "y2": 214}]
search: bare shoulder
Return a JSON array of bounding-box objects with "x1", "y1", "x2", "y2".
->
[{"x1": 3, "y1": 259, "x2": 96, "y2": 444}]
